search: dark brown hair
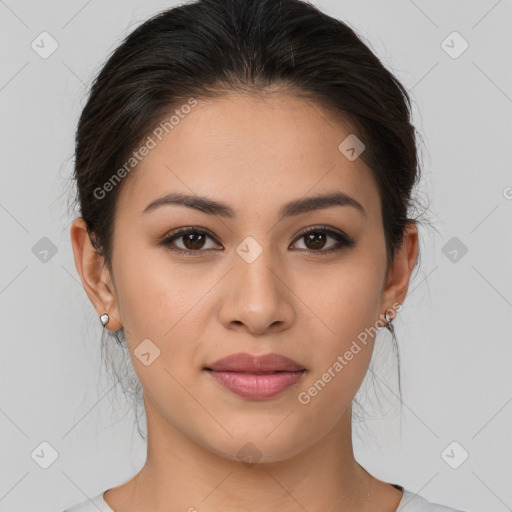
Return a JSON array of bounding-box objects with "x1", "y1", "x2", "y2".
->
[{"x1": 69, "y1": 0, "x2": 428, "y2": 435}]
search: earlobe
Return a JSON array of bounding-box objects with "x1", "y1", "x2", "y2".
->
[{"x1": 70, "y1": 218, "x2": 123, "y2": 331}]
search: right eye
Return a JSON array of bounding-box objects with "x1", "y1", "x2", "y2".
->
[{"x1": 160, "y1": 227, "x2": 223, "y2": 256}]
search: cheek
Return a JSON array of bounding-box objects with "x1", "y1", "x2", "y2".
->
[
  {"x1": 112, "y1": 242, "x2": 181, "y2": 331},
  {"x1": 303, "y1": 255, "x2": 383, "y2": 340},
  {"x1": 295, "y1": 253, "x2": 383, "y2": 393},
  {"x1": 294, "y1": 279, "x2": 378, "y2": 430},
  {"x1": 111, "y1": 260, "x2": 205, "y2": 413},
  {"x1": 112, "y1": 247, "x2": 210, "y2": 376}
]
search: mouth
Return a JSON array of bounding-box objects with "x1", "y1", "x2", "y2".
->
[
  {"x1": 203, "y1": 352, "x2": 307, "y2": 400},
  {"x1": 203, "y1": 368, "x2": 306, "y2": 400}
]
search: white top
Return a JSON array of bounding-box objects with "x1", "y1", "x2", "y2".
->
[{"x1": 63, "y1": 485, "x2": 466, "y2": 511}]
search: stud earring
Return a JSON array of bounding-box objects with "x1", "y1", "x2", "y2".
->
[
  {"x1": 377, "y1": 305, "x2": 400, "y2": 331},
  {"x1": 100, "y1": 313, "x2": 109, "y2": 327},
  {"x1": 384, "y1": 307, "x2": 398, "y2": 334}
]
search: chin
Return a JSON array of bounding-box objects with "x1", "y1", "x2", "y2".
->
[{"x1": 201, "y1": 430, "x2": 310, "y2": 467}]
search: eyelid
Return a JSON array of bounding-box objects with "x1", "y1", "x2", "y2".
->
[
  {"x1": 163, "y1": 226, "x2": 219, "y2": 243},
  {"x1": 160, "y1": 225, "x2": 354, "y2": 255},
  {"x1": 290, "y1": 225, "x2": 355, "y2": 253},
  {"x1": 160, "y1": 226, "x2": 222, "y2": 254},
  {"x1": 291, "y1": 225, "x2": 353, "y2": 245}
]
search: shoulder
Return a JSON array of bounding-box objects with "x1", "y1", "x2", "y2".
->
[
  {"x1": 62, "y1": 491, "x2": 113, "y2": 512},
  {"x1": 398, "y1": 489, "x2": 467, "y2": 512}
]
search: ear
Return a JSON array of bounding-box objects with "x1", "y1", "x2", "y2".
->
[
  {"x1": 70, "y1": 218, "x2": 123, "y2": 331},
  {"x1": 379, "y1": 223, "x2": 419, "y2": 319}
]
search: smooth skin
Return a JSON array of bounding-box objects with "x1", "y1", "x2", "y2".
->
[{"x1": 71, "y1": 91, "x2": 418, "y2": 512}]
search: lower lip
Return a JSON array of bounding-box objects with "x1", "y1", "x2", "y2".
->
[{"x1": 205, "y1": 370, "x2": 306, "y2": 400}]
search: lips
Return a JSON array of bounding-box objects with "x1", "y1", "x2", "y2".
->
[
  {"x1": 204, "y1": 352, "x2": 306, "y2": 400},
  {"x1": 204, "y1": 352, "x2": 306, "y2": 373}
]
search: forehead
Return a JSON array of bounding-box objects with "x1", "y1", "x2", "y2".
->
[{"x1": 115, "y1": 92, "x2": 381, "y2": 223}]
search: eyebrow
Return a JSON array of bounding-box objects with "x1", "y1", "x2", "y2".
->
[{"x1": 142, "y1": 191, "x2": 367, "y2": 219}]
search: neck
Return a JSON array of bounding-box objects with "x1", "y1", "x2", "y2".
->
[{"x1": 118, "y1": 403, "x2": 379, "y2": 512}]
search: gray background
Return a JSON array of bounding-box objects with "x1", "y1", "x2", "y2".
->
[{"x1": 0, "y1": 0, "x2": 511, "y2": 511}]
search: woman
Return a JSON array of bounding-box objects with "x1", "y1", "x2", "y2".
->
[{"x1": 66, "y1": 0, "x2": 465, "y2": 510}]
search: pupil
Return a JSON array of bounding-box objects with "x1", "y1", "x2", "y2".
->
[
  {"x1": 306, "y1": 232, "x2": 325, "y2": 250},
  {"x1": 184, "y1": 233, "x2": 205, "y2": 250}
]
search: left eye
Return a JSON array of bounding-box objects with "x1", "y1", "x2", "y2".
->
[
  {"x1": 160, "y1": 226, "x2": 354, "y2": 256},
  {"x1": 291, "y1": 227, "x2": 355, "y2": 254}
]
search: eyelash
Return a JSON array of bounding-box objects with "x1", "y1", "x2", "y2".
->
[{"x1": 160, "y1": 225, "x2": 355, "y2": 257}]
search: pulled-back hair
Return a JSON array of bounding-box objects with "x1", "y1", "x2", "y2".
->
[{"x1": 69, "y1": 0, "x2": 427, "y2": 436}]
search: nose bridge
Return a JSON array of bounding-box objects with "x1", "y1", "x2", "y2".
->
[
  {"x1": 234, "y1": 233, "x2": 281, "y2": 303},
  {"x1": 220, "y1": 233, "x2": 294, "y2": 333}
]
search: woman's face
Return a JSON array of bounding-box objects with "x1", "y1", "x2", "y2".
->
[{"x1": 82, "y1": 92, "x2": 415, "y2": 463}]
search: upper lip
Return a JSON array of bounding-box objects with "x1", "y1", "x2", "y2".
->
[{"x1": 205, "y1": 352, "x2": 306, "y2": 372}]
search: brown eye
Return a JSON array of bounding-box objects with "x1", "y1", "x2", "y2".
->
[
  {"x1": 304, "y1": 231, "x2": 327, "y2": 250},
  {"x1": 161, "y1": 226, "x2": 354, "y2": 257},
  {"x1": 182, "y1": 232, "x2": 207, "y2": 250},
  {"x1": 161, "y1": 228, "x2": 221, "y2": 255},
  {"x1": 291, "y1": 226, "x2": 355, "y2": 255}
]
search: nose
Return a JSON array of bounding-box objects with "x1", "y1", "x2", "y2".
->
[{"x1": 218, "y1": 245, "x2": 295, "y2": 336}]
